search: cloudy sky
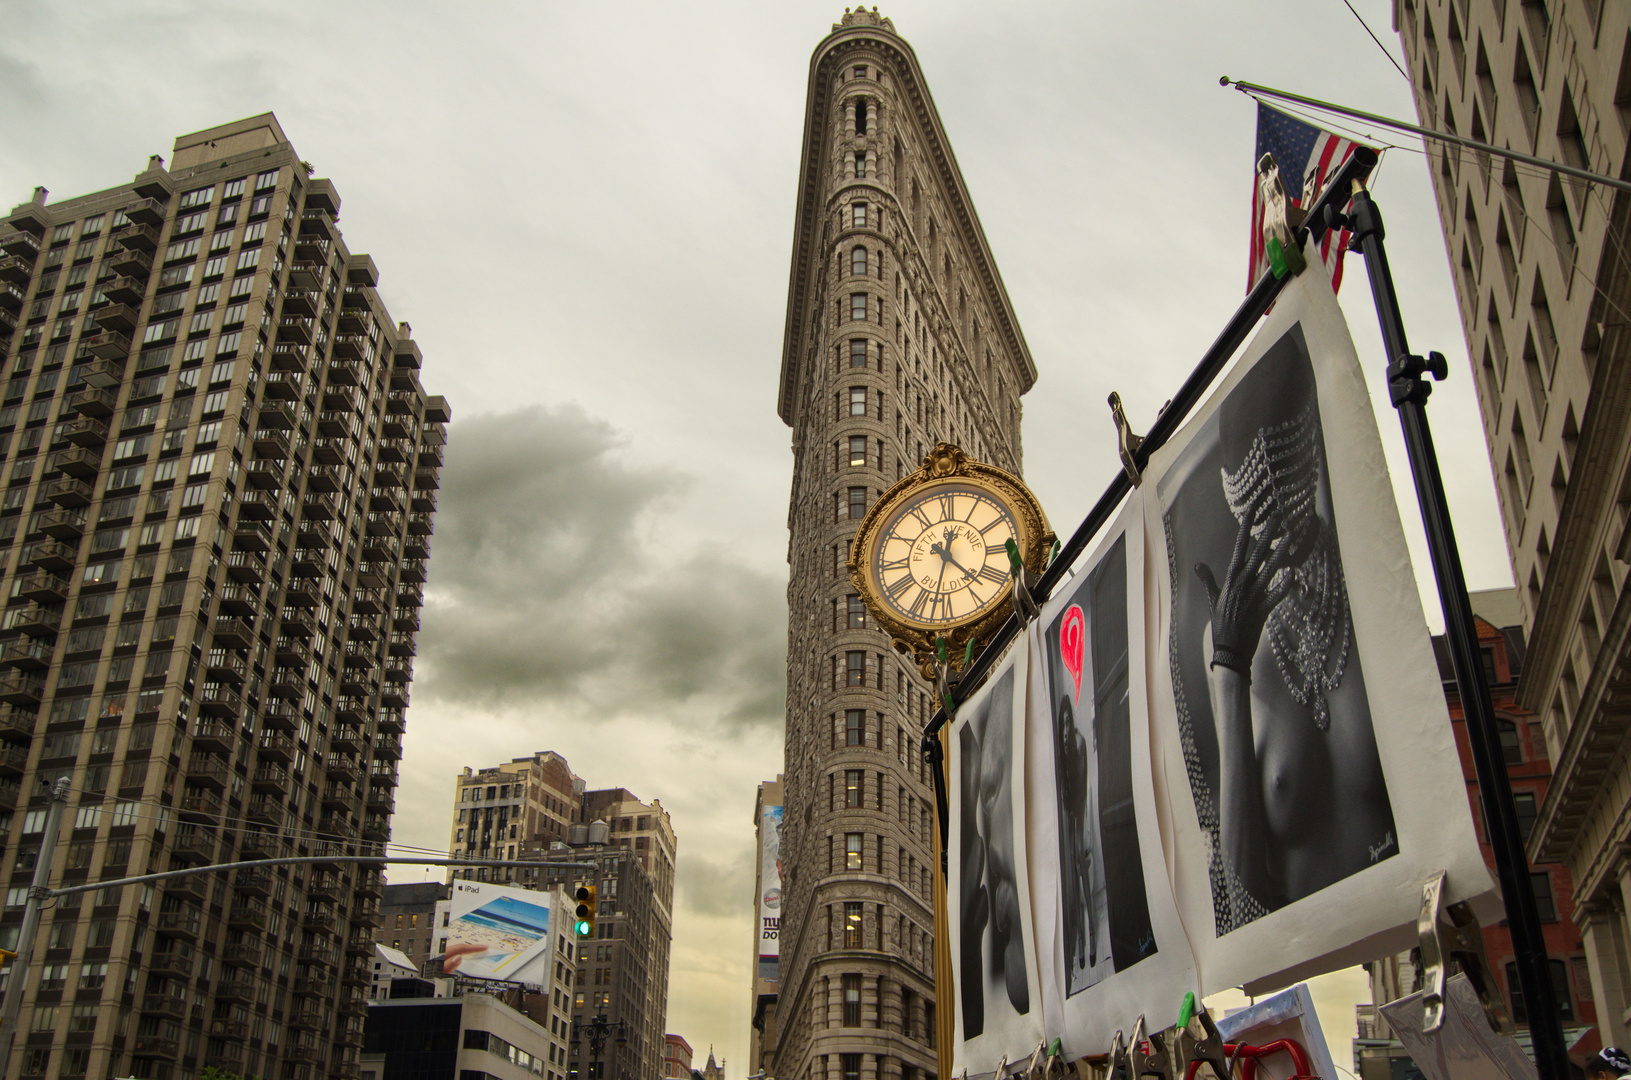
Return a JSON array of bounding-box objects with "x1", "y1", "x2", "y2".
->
[{"x1": 2, "y1": 0, "x2": 1512, "y2": 1070}]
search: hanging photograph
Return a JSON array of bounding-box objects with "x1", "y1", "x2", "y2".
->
[
  {"x1": 1143, "y1": 252, "x2": 1495, "y2": 995},
  {"x1": 1026, "y1": 503, "x2": 1196, "y2": 1059},
  {"x1": 951, "y1": 632, "x2": 1043, "y2": 1075}
]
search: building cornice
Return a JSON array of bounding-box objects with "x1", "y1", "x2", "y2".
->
[{"x1": 777, "y1": 21, "x2": 1036, "y2": 426}]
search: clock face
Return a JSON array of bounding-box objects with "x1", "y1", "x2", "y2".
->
[{"x1": 870, "y1": 482, "x2": 1020, "y2": 628}]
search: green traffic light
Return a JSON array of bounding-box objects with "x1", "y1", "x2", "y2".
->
[{"x1": 575, "y1": 919, "x2": 591, "y2": 937}]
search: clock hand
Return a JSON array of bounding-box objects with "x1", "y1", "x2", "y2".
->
[{"x1": 930, "y1": 542, "x2": 977, "y2": 581}]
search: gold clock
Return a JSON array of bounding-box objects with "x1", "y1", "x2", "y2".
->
[{"x1": 850, "y1": 443, "x2": 1054, "y2": 676}]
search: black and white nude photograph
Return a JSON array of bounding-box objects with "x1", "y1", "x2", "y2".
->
[
  {"x1": 1041, "y1": 533, "x2": 1157, "y2": 995},
  {"x1": 1156, "y1": 324, "x2": 1398, "y2": 937},
  {"x1": 956, "y1": 663, "x2": 1031, "y2": 1042}
]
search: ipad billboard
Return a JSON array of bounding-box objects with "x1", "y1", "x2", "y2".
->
[{"x1": 439, "y1": 880, "x2": 558, "y2": 987}]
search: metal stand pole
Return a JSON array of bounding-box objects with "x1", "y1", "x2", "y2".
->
[
  {"x1": 0, "y1": 776, "x2": 71, "y2": 1076},
  {"x1": 1348, "y1": 187, "x2": 1572, "y2": 1080}
]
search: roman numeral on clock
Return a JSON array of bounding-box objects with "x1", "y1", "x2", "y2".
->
[
  {"x1": 885, "y1": 575, "x2": 913, "y2": 600},
  {"x1": 977, "y1": 564, "x2": 1008, "y2": 585}
]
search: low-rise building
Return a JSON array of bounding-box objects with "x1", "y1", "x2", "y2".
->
[
  {"x1": 362, "y1": 992, "x2": 570, "y2": 1080},
  {"x1": 664, "y1": 1034, "x2": 694, "y2": 1080},
  {"x1": 370, "y1": 944, "x2": 419, "y2": 1001},
  {"x1": 377, "y1": 881, "x2": 449, "y2": 972}
]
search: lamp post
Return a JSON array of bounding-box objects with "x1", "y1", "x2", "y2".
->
[{"x1": 572, "y1": 1011, "x2": 628, "y2": 1080}]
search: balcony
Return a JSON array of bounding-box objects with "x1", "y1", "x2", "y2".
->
[
  {"x1": 289, "y1": 260, "x2": 324, "y2": 288},
  {"x1": 376, "y1": 438, "x2": 411, "y2": 464},
  {"x1": 256, "y1": 730, "x2": 294, "y2": 762},
  {"x1": 60, "y1": 416, "x2": 109, "y2": 448},
  {"x1": 277, "y1": 316, "x2": 314, "y2": 345},
  {"x1": 212, "y1": 616, "x2": 256, "y2": 650},
  {"x1": 177, "y1": 789, "x2": 225, "y2": 822},
  {"x1": 191, "y1": 719, "x2": 236, "y2": 752},
  {"x1": 81, "y1": 329, "x2": 132, "y2": 360},
  {"x1": 25, "y1": 539, "x2": 77, "y2": 572},
  {"x1": 227, "y1": 900, "x2": 268, "y2": 931},
  {"x1": 301, "y1": 492, "x2": 337, "y2": 521},
  {"x1": 226, "y1": 550, "x2": 265, "y2": 584},
  {"x1": 321, "y1": 782, "x2": 353, "y2": 810},
  {"x1": 12, "y1": 604, "x2": 61, "y2": 637},
  {"x1": 275, "y1": 636, "x2": 313, "y2": 668},
  {"x1": 236, "y1": 488, "x2": 277, "y2": 521},
  {"x1": 355, "y1": 870, "x2": 384, "y2": 898},
  {"x1": 245, "y1": 796, "x2": 280, "y2": 824},
  {"x1": 215, "y1": 583, "x2": 260, "y2": 619},
  {"x1": 164, "y1": 873, "x2": 207, "y2": 905},
  {"x1": 170, "y1": 831, "x2": 216, "y2": 863},
  {"x1": 0, "y1": 777, "x2": 18, "y2": 810},
  {"x1": 197, "y1": 684, "x2": 242, "y2": 720},
  {"x1": 368, "y1": 763, "x2": 398, "y2": 788},
  {"x1": 78, "y1": 357, "x2": 126, "y2": 390},
  {"x1": 220, "y1": 941, "x2": 262, "y2": 966},
  {"x1": 233, "y1": 867, "x2": 273, "y2": 897},
  {"x1": 289, "y1": 548, "x2": 323, "y2": 579},
  {"x1": 345, "y1": 930, "x2": 374, "y2": 956},
  {"x1": 0, "y1": 672, "x2": 45, "y2": 706},
  {"x1": 17, "y1": 569, "x2": 68, "y2": 604},
  {"x1": 109, "y1": 247, "x2": 152, "y2": 278},
  {"x1": 68, "y1": 385, "x2": 118, "y2": 418},
  {"x1": 331, "y1": 724, "x2": 364, "y2": 753},
  {"x1": 299, "y1": 943, "x2": 337, "y2": 968},
  {"x1": 267, "y1": 667, "x2": 303, "y2": 700},
  {"x1": 303, "y1": 910, "x2": 338, "y2": 935},
  {"x1": 1, "y1": 637, "x2": 54, "y2": 670},
  {"x1": 308, "y1": 871, "x2": 343, "y2": 901},
  {"x1": 368, "y1": 490, "x2": 402, "y2": 515},
  {"x1": 279, "y1": 611, "x2": 317, "y2": 639},
  {"x1": 250, "y1": 763, "x2": 290, "y2": 794},
  {"x1": 0, "y1": 281, "x2": 24, "y2": 311},
  {"x1": 131, "y1": 1036, "x2": 180, "y2": 1061},
  {"x1": 357, "y1": 561, "x2": 394, "y2": 589},
  {"x1": 184, "y1": 753, "x2": 230, "y2": 790},
  {"x1": 305, "y1": 464, "x2": 341, "y2": 493},
  {"x1": 398, "y1": 558, "x2": 428, "y2": 584},
  {"x1": 340, "y1": 960, "x2": 371, "y2": 986},
  {"x1": 45, "y1": 474, "x2": 95, "y2": 509},
  {"x1": 293, "y1": 233, "x2": 329, "y2": 262},
  {"x1": 232, "y1": 519, "x2": 272, "y2": 552},
  {"x1": 140, "y1": 994, "x2": 188, "y2": 1021},
  {"x1": 332, "y1": 333, "x2": 368, "y2": 361},
  {"x1": 246, "y1": 458, "x2": 283, "y2": 489},
  {"x1": 339, "y1": 672, "x2": 377, "y2": 698},
  {"x1": 361, "y1": 814, "x2": 390, "y2": 841},
  {"x1": 251, "y1": 428, "x2": 290, "y2": 459},
  {"x1": 281, "y1": 288, "x2": 318, "y2": 317},
  {"x1": 350, "y1": 588, "x2": 386, "y2": 616},
  {"x1": 264, "y1": 369, "x2": 302, "y2": 400},
  {"x1": 365, "y1": 789, "x2": 395, "y2": 817},
  {"x1": 301, "y1": 208, "x2": 337, "y2": 243},
  {"x1": 38, "y1": 507, "x2": 86, "y2": 539},
  {"x1": 297, "y1": 517, "x2": 332, "y2": 547},
  {"x1": 322, "y1": 383, "x2": 362, "y2": 412},
  {"x1": 327, "y1": 357, "x2": 364, "y2": 386},
  {"x1": 378, "y1": 709, "x2": 406, "y2": 733},
  {"x1": 239, "y1": 830, "x2": 284, "y2": 861},
  {"x1": 290, "y1": 976, "x2": 327, "y2": 999},
  {"x1": 396, "y1": 583, "x2": 424, "y2": 609},
  {"x1": 258, "y1": 400, "x2": 296, "y2": 430},
  {"x1": 345, "y1": 617, "x2": 377, "y2": 642},
  {"x1": 270, "y1": 341, "x2": 308, "y2": 372},
  {"x1": 407, "y1": 512, "x2": 434, "y2": 536},
  {"x1": 104, "y1": 274, "x2": 146, "y2": 306},
  {"x1": 115, "y1": 221, "x2": 160, "y2": 251},
  {"x1": 203, "y1": 1044, "x2": 246, "y2": 1071},
  {"x1": 215, "y1": 975, "x2": 256, "y2": 1002},
  {"x1": 0, "y1": 741, "x2": 29, "y2": 775},
  {"x1": 0, "y1": 254, "x2": 32, "y2": 284},
  {"x1": 334, "y1": 697, "x2": 367, "y2": 723},
  {"x1": 312, "y1": 436, "x2": 347, "y2": 464},
  {"x1": 286, "y1": 1044, "x2": 326, "y2": 1065},
  {"x1": 206, "y1": 651, "x2": 248, "y2": 685},
  {"x1": 0, "y1": 230, "x2": 40, "y2": 259},
  {"x1": 325, "y1": 754, "x2": 359, "y2": 783},
  {"x1": 0, "y1": 704, "x2": 35, "y2": 742},
  {"x1": 262, "y1": 698, "x2": 299, "y2": 732},
  {"x1": 125, "y1": 196, "x2": 166, "y2": 226},
  {"x1": 317, "y1": 410, "x2": 355, "y2": 438},
  {"x1": 148, "y1": 947, "x2": 194, "y2": 979},
  {"x1": 364, "y1": 511, "x2": 399, "y2": 538},
  {"x1": 404, "y1": 537, "x2": 430, "y2": 560}
]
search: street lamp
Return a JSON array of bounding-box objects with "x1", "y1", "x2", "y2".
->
[{"x1": 572, "y1": 1011, "x2": 630, "y2": 1080}]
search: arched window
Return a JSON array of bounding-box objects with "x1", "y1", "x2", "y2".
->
[{"x1": 852, "y1": 246, "x2": 868, "y2": 276}]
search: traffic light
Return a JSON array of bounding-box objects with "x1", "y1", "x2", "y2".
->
[{"x1": 574, "y1": 884, "x2": 596, "y2": 938}]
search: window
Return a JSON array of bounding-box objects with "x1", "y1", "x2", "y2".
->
[
  {"x1": 255, "y1": 169, "x2": 278, "y2": 191},
  {"x1": 847, "y1": 594, "x2": 866, "y2": 628},
  {"x1": 222, "y1": 178, "x2": 246, "y2": 199},
  {"x1": 851, "y1": 293, "x2": 868, "y2": 321},
  {"x1": 174, "y1": 211, "x2": 208, "y2": 235},
  {"x1": 850, "y1": 339, "x2": 867, "y2": 369},
  {"x1": 846, "y1": 651, "x2": 866, "y2": 688},
  {"x1": 843, "y1": 901, "x2": 863, "y2": 944},
  {"x1": 855, "y1": 98, "x2": 869, "y2": 134},
  {"x1": 847, "y1": 487, "x2": 866, "y2": 520},
  {"x1": 849, "y1": 436, "x2": 868, "y2": 468},
  {"x1": 849, "y1": 387, "x2": 867, "y2": 416},
  {"x1": 235, "y1": 248, "x2": 260, "y2": 272},
  {"x1": 852, "y1": 246, "x2": 868, "y2": 275},
  {"x1": 846, "y1": 709, "x2": 865, "y2": 746},
  {"x1": 1499, "y1": 719, "x2": 1524, "y2": 764},
  {"x1": 843, "y1": 973, "x2": 862, "y2": 1025},
  {"x1": 1514, "y1": 791, "x2": 1537, "y2": 840},
  {"x1": 1532, "y1": 871, "x2": 1557, "y2": 922},
  {"x1": 179, "y1": 186, "x2": 214, "y2": 210},
  {"x1": 845, "y1": 770, "x2": 863, "y2": 808},
  {"x1": 188, "y1": 451, "x2": 215, "y2": 477},
  {"x1": 852, "y1": 204, "x2": 867, "y2": 228},
  {"x1": 77, "y1": 963, "x2": 106, "y2": 990},
  {"x1": 1506, "y1": 959, "x2": 1573, "y2": 1023}
]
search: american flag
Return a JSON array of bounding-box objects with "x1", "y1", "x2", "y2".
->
[{"x1": 1248, "y1": 103, "x2": 1372, "y2": 293}]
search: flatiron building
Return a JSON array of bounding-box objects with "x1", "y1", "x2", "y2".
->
[
  {"x1": 775, "y1": 11, "x2": 1034, "y2": 1080},
  {"x1": 0, "y1": 113, "x2": 446, "y2": 1080}
]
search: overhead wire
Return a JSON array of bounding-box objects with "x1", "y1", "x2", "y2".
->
[{"x1": 1338, "y1": 0, "x2": 1413, "y2": 81}]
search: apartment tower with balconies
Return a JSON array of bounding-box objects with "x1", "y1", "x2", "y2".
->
[
  {"x1": 0, "y1": 112, "x2": 446, "y2": 1080},
  {"x1": 1394, "y1": 0, "x2": 1631, "y2": 1045},
  {"x1": 775, "y1": 12, "x2": 1035, "y2": 1080}
]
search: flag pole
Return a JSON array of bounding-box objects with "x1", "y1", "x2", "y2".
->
[{"x1": 1220, "y1": 77, "x2": 1631, "y2": 195}]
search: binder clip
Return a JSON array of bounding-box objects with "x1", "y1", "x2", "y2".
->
[
  {"x1": 1256, "y1": 152, "x2": 1307, "y2": 280},
  {"x1": 1418, "y1": 870, "x2": 1507, "y2": 1034},
  {"x1": 1004, "y1": 538, "x2": 1040, "y2": 623},
  {"x1": 1109, "y1": 392, "x2": 1145, "y2": 487}
]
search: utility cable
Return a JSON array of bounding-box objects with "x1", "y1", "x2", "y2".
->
[{"x1": 1339, "y1": 0, "x2": 1412, "y2": 81}]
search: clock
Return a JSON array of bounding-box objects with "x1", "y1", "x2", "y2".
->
[{"x1": 850, "y1": 442, "x2": 1054, "y2": 676}]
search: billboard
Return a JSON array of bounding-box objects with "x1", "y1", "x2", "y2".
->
[
  {"x1": 757, "y1": 804, "x2": 782, "y2": 982},
  {"x1": 438, "y1": 880, "x2": 557, "y2": 987}
]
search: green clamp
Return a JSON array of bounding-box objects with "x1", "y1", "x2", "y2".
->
[{"x1": 1178, "y1": 990, "x2": 1195, "y2": 1032}]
